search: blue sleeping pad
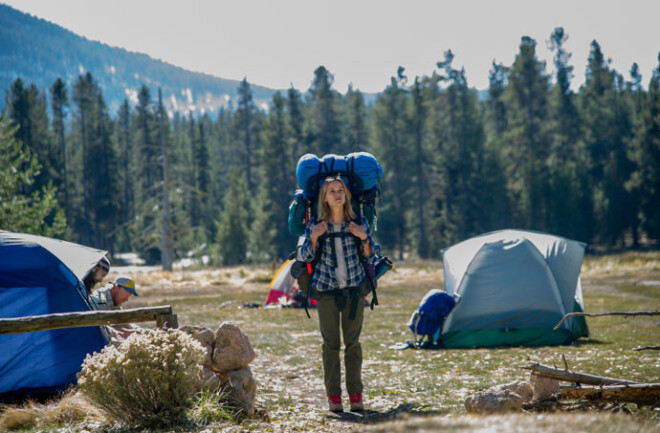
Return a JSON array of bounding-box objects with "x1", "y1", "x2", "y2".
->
[{"x1": 296, "y1": 152, "x2": 382, "y2": 193}]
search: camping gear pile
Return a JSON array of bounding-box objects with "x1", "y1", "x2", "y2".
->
[{"x1": 0, "y1": 230, "x2": 109, "y2": 400}]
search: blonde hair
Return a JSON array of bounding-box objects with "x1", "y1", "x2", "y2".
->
[{"x1": 317, "y1": 177, "x2": 356, "y2": 223}]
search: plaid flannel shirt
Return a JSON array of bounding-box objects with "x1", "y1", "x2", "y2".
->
[
  {"x1": 300, "y1": 215, "x2": 378, "y2": 292},
  {"x1": 89, "y1": 286, "x2": 117, "y2": 310}
]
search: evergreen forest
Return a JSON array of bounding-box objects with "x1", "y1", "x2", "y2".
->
[{"x1": 2, "y1": 30, "x2": 660, "y2": 266}]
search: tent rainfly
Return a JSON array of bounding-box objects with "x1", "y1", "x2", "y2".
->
[
  {"x1": 265, "y1": 259, "x2": 298, "y2": 305},
  {"x1": 0, "y1": 230, "x2": 108, "y2": 400},
  {"x1": 440, "y1": 229, "x2": 589, "y2": 348}
]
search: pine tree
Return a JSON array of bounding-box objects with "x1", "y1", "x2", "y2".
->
[
  {"x1": 580, "y1": 40, "x2": 634, "y2": 245},
  {"x1": 482, "y1": 61, "x2": 512, "y2": 231},
  {"x1": 215, "y1": 169, "x2": 249, "y2": 265},
  {"x1": 69, "y1": 73, "x2": 120, "y2": 249},
  {"x1": 371, "y1": 67, "x2": 410, "y2": 258},
  {"x1": 546, "y1": 28, "x2": 591, "y2": 241},
  {"x1": 628, "y1": 55, "x2": 660, "y2": 239},
  {"x1": 0, "y1": 113, "x2": 66, "y2": 236},
  {"x1": 210, "y1": 107, "x2": 233, "y2": 222},
  {"x1": 548, "y1": 28, "x2": 581, "y2": 164},
  {"x1": 157, "y1": 88, "x2": 172, "y2": 271},
  {"x1": 287, "y1": 86, "x2": 305, "y2": 165},
  {"x1": 135, "y1": 85, "x2": 159, "y2": 193},
  {"x1": 407, "y1": 77, "x2": 431, "y2": 258},
  {"x1": 251, "y1": 92, "x2": 296, "y2": 260},
  {"x1": 234, "y1": 78, "x2": 258, "y2": 193},
  {"x1": 116, "y1": 99, "x2": 134, "y2": 251},
  {"x1": 187, "y1": 113, "x2": 200, "y2": 228},
  {"x1": 71, "y1": 72, "x2": 98, "y2": 245},
  {"x1": 6, "y1": 79, "x2": 57, "y2": 195},
  {"x1": 432, "y1": 51, "x2": 488, "y2": 245},
  {"x1": 88, "y1": 90, "x2": 120, "y2": 250},
  {"x1": 625, "y1": 63, "x2": 646, "y2": 247},
  {"x1": 165, "y1": 111, "x2": 197, "y2": 259},
  {"x1": 195, "y1": 116, "x2": 212, "y2": 236},
  {"x1": 306, "y1": 66, "x2": 343, "y2": 155},
  {"x1": 485, "y1": 61, "x2": 509, "y2": 138},
  {"x1": 50, "y1": 78, "x2": 69, "y2": 209},
  {"x1": 344, "y1": 85, "x2": 369, "y2": 152},
  {"x1": 129, "y1": 85, "x2": 162, "y2": 264},
  {"x1": 502, "y1": 37, "x2": 551, "y2": 230}
]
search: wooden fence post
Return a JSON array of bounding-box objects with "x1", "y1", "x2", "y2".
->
[{"x1": 156, "y1": 313, "x2": 178, "y2": 329}]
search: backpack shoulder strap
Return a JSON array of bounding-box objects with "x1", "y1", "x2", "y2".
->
[{"x1": 349, "y1": 230, "x2": 379, "y2": 310}]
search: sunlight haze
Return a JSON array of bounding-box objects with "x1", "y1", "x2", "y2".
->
[{"x1": 4, "y1": 0, "x2": 660, "y2": 93}]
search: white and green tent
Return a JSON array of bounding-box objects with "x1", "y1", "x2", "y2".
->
[{"x1": 440, "y1": 229, "x2": 589, "y2": 348}]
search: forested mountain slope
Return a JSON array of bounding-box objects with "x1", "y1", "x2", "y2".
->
[{"x1": 0, "y1": 3, "x2": 276, "y2": 114}]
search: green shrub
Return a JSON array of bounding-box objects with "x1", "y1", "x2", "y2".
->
[
  {"x1": 187, "y1": 390, "x2": 236, "y2": 426},
  {"x1": 77, "y1": 328, "x2": 205, "y2": 429}
]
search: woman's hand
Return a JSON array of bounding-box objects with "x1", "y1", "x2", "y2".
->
[
  {"x1": 311, "y1": 221, "x2": 328, "y2": 242},
  {"x1": 349, "y1": 222, "x2": 372, "y2": 256},
  {"x1": 348, "y1": 222, "x2": 367, "y2": 241}
]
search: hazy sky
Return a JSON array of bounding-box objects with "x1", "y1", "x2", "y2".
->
[{"x1": 4, "y1": 0, "x2": 660, "y2": 93}]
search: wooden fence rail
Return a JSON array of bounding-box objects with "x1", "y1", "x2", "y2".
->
[{"x1": 0, "y1": 306, "x2": 176, "y2": 335}]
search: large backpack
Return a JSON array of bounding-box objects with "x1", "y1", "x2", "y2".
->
[
  {"x1": 287, "y1": 152, "x2": 392, "y2": 317},
  {"x1": 288, "y1": 152, "x2": 382, "y2": 236},
  {"x1": 407, "y1": 289, "x2": 456, "y2": 347}
]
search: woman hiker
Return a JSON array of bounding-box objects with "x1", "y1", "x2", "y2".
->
[{"x1": 299, "y1": 175, "x2": 379, "y2": 412}]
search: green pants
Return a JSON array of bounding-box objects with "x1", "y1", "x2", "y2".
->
[{"x1": 317, "y1": 290, "x2": 364, "y2": 397}]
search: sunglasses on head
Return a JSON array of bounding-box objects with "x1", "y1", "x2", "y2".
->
[{"x1": 324, "y1": 175, "x2": 344, "y2": 183}]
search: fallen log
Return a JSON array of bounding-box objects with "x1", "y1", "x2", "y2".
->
[
  {"x1": 561, "y1": 383, "x2": 660, "y2": 406},
  {"x1": 553, "y1": 310, "x2": 660, "y2": 330},
  {"x1": 0, "y1": 306, "x2": 175, "y2": 334},
  {"x1": 521, "y1": 363, "x2": 639, "y2": 386}
]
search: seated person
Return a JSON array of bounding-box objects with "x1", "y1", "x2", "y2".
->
[
  {"x1": 90, "y1": 275, "x2": 141, "y2": 341},
  {"x1": 83, "y1": 256, "x2": 111, "y2": 295},
  {"x1": 90, "y1": 275, "x2": 138, "y2": 310}
]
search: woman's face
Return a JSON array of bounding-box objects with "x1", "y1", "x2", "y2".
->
[{"x1": 324, "y1": 180, "x2": 346, "y2": 208}]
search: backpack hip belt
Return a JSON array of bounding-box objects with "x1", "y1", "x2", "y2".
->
[{"x1": 318, "y1": 286, "x2": 362, "y2": 320}]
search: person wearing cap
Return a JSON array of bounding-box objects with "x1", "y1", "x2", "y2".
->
[
  {"x1": 90, "y1": 275, "x2": 138, "y2": 310},
  {"x1": 83, "y1": 256, "x2": 111, "y2": 295}
]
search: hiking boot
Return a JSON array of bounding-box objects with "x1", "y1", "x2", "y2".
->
[
  {"x1": 349, "y1": 393, "x2": 364, "y2": 412},
  {"x1": 328, "y1": 394, "x2": 343, "y2": 412}
]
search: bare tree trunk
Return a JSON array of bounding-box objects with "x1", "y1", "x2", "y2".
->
[
  {"x1": 158, "y1": 88, "x2": 172, "y2": 271},
  {"x1": 561, "y1": 383, "x2": 660, "y2": 406},
  {"x1": 521, "y1": 363, "x2": 639, "y2": 385}
]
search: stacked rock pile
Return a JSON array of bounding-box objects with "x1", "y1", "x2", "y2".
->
[{"x1": 180, "y1": 322, "x2": 257, "y2": 415}]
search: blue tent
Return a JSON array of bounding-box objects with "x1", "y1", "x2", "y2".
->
[{"x1": 0, "y1": 230, "x2": 108, "y2": 399}]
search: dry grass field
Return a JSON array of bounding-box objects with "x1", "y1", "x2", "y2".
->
[{"x1": 1, "y1": 251, "x2": 659, "y2": 432}]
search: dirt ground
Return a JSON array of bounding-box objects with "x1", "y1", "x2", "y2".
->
[{"x1": 107, "y1": 259, "x2": 660, "y2": 432}]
